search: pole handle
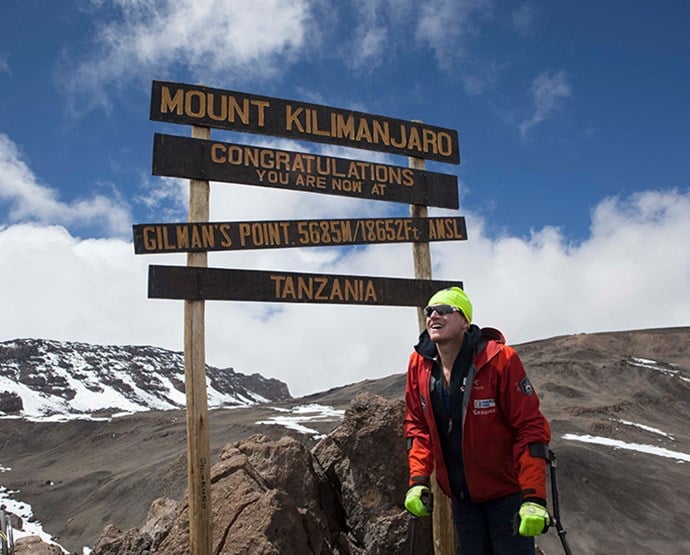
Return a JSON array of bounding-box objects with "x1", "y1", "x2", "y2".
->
[{"x1": 528, "y1": 444, "x2": 574, "y2": 554}]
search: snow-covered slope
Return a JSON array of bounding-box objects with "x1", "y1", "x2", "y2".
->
[{"x1": 0, "y1": 338, "x2": 291, "y2": 421}]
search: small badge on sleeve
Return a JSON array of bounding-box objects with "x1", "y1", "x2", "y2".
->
[{"x1": 519, "y1": 377, "x2": 534, "y2": 396}]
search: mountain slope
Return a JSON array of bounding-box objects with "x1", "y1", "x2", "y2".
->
[
  {"x1": 0, "y1": 338, "x2": 291, "y2": 420},
  {"x1": 1, "y1": 328, "x2": 689, "y2": 553}
]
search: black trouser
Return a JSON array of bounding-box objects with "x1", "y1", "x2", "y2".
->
[{"x1": 452, "y1": 492, "x2": 535, "y2": 555}]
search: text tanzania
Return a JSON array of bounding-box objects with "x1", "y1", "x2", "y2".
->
[{"x1": 270, "y1": 275, "x2": 378, "y2": 302}]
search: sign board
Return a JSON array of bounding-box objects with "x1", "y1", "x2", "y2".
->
[
  {"x1": 148, "y1": 265, "x2": 461, "y2": 306},
  {"x1": 150, "y1": 81, "x2": 460, "y2": 164},
  {"x1": 152, "y1": 134, "x2": 459, "y2": 208},
  {"x1": 133, "y1": 217, "x2": 467, "y2": 254}
]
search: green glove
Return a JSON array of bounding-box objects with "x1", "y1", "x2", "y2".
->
[
  {"x1": 517, "y1": 501, "x2": 550, "y2": 536},
  {"x1": 404, "y1": 485, "x2": 433, "y2": 517}
]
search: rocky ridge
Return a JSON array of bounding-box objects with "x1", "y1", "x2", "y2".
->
[{"x1": 0, "y1": 338, "x2": 291, "y2": 418}]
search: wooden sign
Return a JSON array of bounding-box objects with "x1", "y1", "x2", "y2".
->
[
  {"x1": 152, "y1": 134, "x2": 459, "y2": 208},
  {"x1": 133, "y1": 217, "x2": 467, "y2": 254},
  {"x1": 148, "y1": 265, "x2": 461, "y2": 306},
  {"x1": 150, "y1": 81, "x2": 460, "y2": 164}
]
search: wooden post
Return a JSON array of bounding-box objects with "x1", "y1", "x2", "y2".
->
[
  {"x1": 409, "y1": 152, "x2": 456, "y2": 555},
  {"x1": 185, "y1": 125, "x2": 212, "y2": 555}
]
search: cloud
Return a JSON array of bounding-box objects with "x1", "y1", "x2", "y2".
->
[
  {"x1": 344, "y1": 0, "x2": 396, "y2": 71},
  {"x1": 2, "y1": 188, "x2": 688, "y2": 397},
  {"x1": 0, "y1": 222, "x2": 184, "y2": 346},
  {"x1": 519, "y1": 70, "x2": 572, "y2": 137},
  {"x1": 416, "y1": 0, "x2": 493, "y2": 67},
  {"x1": 0, "y1": 52, "x2": 9, "y2": 74},
  {"x1": 512, "y1": 3, "x2": 535, "y2": 36},
  {"x1": 55, "y1": 0, "x2": 503, "y2": 112},
  {"x1": 325, "y1": 0, "x2": 496, "y2": 75},
  {"x1": 348, "y1": 24, "x2": 389, "y2": 72},
  {"x1": 461, "y1": 61, "x2": 502, "y2": 96},
  {"x1": 60, "y1": 0, "x2": 313, "y2": 112},
  {"x1": 430, "y1": 189, "x2": 690, "y2": 343},
  {"x1": 0, "y1": 133, "x2": 131, "y2": 236}
]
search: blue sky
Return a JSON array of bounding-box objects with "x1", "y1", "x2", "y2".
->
[{"x1": 1, "y1": 0, "x2": 689, "y2": 396}]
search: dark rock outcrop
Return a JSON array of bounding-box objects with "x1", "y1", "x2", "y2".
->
[
  {"x1": 0, "y1": 390, "x2": 22, "y2": 414},
  {"x1": 313, "y1": 392, "x2": 421, "y2": 554}
]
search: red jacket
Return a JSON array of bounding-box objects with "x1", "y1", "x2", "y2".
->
[{"x1": 404, "y1": 327, "x2": 551, "y2": 503}]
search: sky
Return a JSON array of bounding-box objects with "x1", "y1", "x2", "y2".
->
[{"x1": 1, "y1": 0, "x2": 689, "y2": 397}]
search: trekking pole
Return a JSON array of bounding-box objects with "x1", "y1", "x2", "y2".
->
[
  {"x1": 408, "y1": 515, "x2": 417, "y2": 555},
  {"x1": 547, "y1": 449, "x2": 573, "y2": 555},
  {"x1": 529, "y1": 444, "x2": 573, "y2": 555}
]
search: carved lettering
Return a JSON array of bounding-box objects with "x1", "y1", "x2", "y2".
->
[
  {"x1": 270, "y1": 275, "x2": 379, "y2": 302},
  {"x1": 135, "y1": 218, "x2": 465, "y2": 253},
  {"x1": 153, "y1": 82, "x2": 458, "y2": 163}
]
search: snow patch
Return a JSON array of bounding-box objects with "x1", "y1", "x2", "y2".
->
[
  {"x1": 0, "y1": 485, "x2": 71, "y2": 553},
  {"x1": 256, "y1": 404, "x2": 345, "y2": 439},
  {"x1": 628, "y1": 357, "x2": 679, "y2": 377},
  {"x1": 563, "y1": 433, "x2": 689, "y2": 462},
  {"x1": 613, "y1": 419, "x2": 674, "y2": 440}
]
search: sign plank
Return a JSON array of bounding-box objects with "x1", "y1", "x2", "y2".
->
[
  {"x1": 148, "y1": 265, "x2": 461, "y2": 306},
  {"x1": 150, "y1": 81, "x2": 460, "y2": 164},
  {"x1": 152, "y1": 134, "x2": 459, "y2": 208},
  {"x1": 133, "y1": 217, "x2": 467, "y2": 254}
]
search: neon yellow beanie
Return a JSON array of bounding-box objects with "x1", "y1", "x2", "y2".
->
[{"x1": 427, "y1": 286, "x2": 472, "y2": 323}]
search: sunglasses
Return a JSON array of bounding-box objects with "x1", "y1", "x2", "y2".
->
[{"x1": 423, "y1": 304, "x2": 462, "y2": 318}]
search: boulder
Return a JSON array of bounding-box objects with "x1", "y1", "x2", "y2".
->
[
  {"x1": 313, "y1": 392, "x2": 431, "y2": 554},
  {"x1": 156, "y1": 434, "x2": 336, "y2": 554},
  {"x1": 90, "y1": 524, "x2": 152, "y2": 555},
  {"x1": 139, "y1": 497, "x2": 177, "y2": 546},
  {"x1": 13, "y1": 535, "x2": 64, "y2": 555}
]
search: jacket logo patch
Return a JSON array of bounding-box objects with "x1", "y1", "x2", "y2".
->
[
  {"x1": 519, "y1": 377, "x2": 534, "y2": 396},
  {"x1": 474, "y1": 399, "x2": 496, "y2": 409}
]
